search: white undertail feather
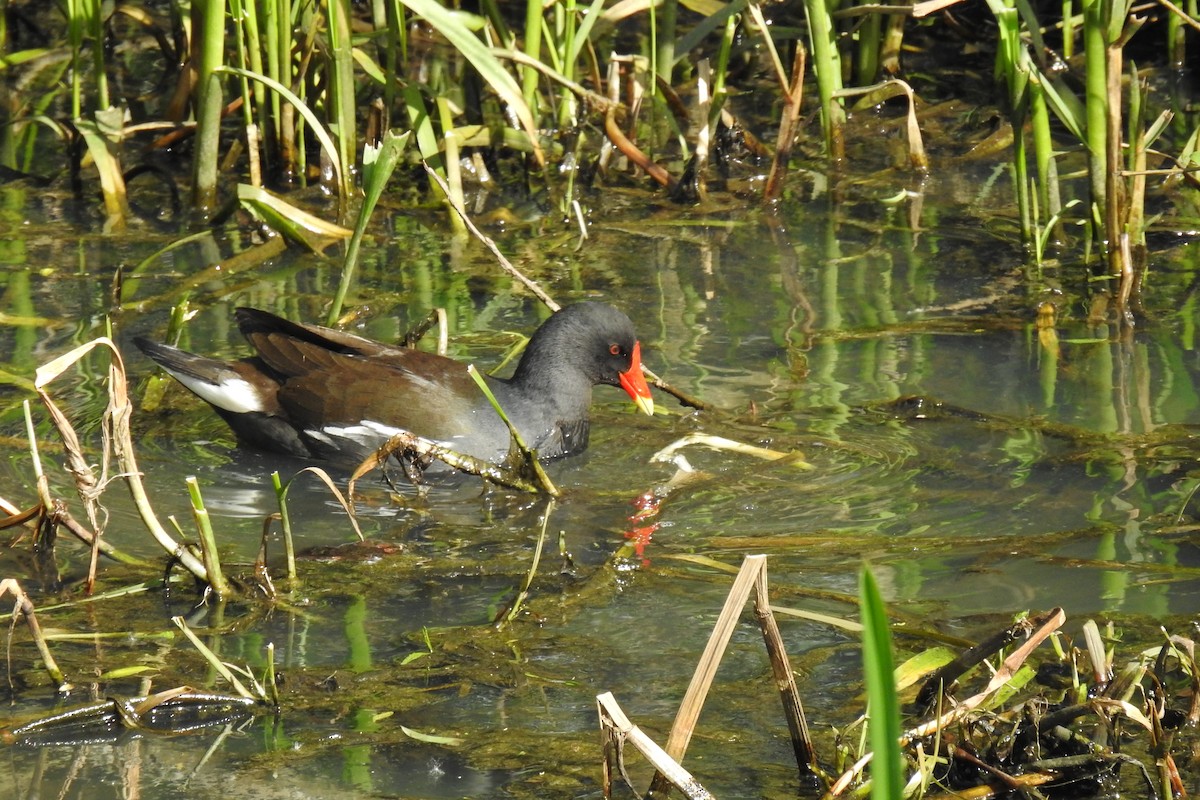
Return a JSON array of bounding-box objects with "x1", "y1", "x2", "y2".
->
[{"x1": 160, "y1": 366, "x2": 265, "y2": 415}]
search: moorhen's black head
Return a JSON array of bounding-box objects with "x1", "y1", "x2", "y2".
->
[{"x1": 510, "y1": 303, "x2": 654, "y2": 415}]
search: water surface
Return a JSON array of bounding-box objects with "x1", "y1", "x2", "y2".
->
[{"x1": 2, "y1": 165, "x2": 1198, "y2": 797}]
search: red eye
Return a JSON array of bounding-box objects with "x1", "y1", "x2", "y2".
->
[{"x1": 609, "y1": 344, "x2": 621, "y2": 356}]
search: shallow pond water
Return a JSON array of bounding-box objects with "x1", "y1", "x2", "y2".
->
[{"x1": 2, "y1": 163, "x2": 1199, "y2": 797}]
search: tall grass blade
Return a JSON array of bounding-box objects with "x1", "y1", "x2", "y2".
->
[
  {"x1": 860, "y1": 564, "x2": 904, "y2": 800},
  {"x1": 218, "y1": 65, "x2": 344, "y2": 194},
  {"x1": 74, "y1": 110, "x2": 130, "y2": 231},
  {"x1": 326, "y1": 0, "x2": 357, "y2": 199},
  {"x1": 329, "y1": 129, "x2": 411, "y2": 322},
  {"x1": 521, "y1": 0, "x2": 544, "y2": 114},
  {"x1": 401, "y1": 0, "x2": 545, "y2": 166}
]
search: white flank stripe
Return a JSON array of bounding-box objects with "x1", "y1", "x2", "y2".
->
[
  {"x1": 361, "y1": 420, "x2": 405, "y2": 438},
  {"x1": 311, "y1": 421, "x2": 453, "y2": 451},
  {"x1": 314, "y1": 422, "x2": 403, "y2": 447}
]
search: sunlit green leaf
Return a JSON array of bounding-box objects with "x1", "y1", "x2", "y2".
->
[
  {"x1": 400, "y1": 0, "x2": 543, "y2": 165},
  {"x1": 400, "y1": 725, "x2": 465, "y2": 745},
  {"x1": 236, "y1": 184, "x2": 353, "y2": 252}
]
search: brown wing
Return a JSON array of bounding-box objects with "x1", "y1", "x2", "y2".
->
[{"x1": 254, "y1": 333, "x2": 484, "y2": 435}]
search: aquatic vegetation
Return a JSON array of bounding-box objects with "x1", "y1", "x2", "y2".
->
[
  {"x1": 2, "y1": 2, "x2": 1200, "y2": 797},
  {"x1": 594, "y1": 559, "x2": 1198, "y2": 798},
  {"x1": 0, "y1": 0, "x2": 1187, "y2": 284}
]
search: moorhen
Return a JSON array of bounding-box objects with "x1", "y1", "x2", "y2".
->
[{"x1": 134, "y1": 302, "x2": 655, "y2": 467}]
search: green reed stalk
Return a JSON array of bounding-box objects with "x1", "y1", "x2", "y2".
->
[
  {"x1": 228, "y1": 0, "x2": 256, "y2": 129},
  {"x1": 263, "y1": 643, "x2": 279, "y2": 706},
  {"x1": 270, "y1": 471, "x2": 296, "y2": 582},
  {"x1": 1125, "y1": 63, "x2": 1146, "y2": 247},
  {"x1": 708, "y1": 12, "x2": 737, "y2": 131},
  {"x1": 64, "y1": 0, "x2": 107, "y2": 112},
  {"x1": 262, "y1": 0, "x2": 284, "y2": 155},
  {"x1": 65, "y1": 0, "x2": 88, "y2": 117},
  {"x1": 436, "y1": 96, "x2": 466, "y2": 231},
  {"x1": 521, "y1": 0, "x2": 543, "y2": 115},
  {"x1": 267, "y1": 0, "x2": 302, "y2": 181},
  {"x1": 860, "y1": 564, "x2": 904, "y2": 800},
  {"x1": 1081, "y1": 0, "x2": 1108, "y2": 224},
  {"x1": 550, "y1": 0, "x2": 605, "y2": 130},
  {"x1": 0, "y1": 70, "x2": 11, "y2": 170},
  {"x1": 656, "y1": 0, "x2": 677, "y2": 87},
  {"x1": 1170, "y1": 0, "x2": 1196, "y2": 68},
  {"x1": 230, "y1": 0, "x2": 267, "y2": 183},
  {"x1": 187, "y1": 476, "x2": 230, "y2": 598},
  {"x1": 556, "y1": 0, "x2": 579, "y2": 129},
  {"x1": 90, "y1": 0, "x2": 107, "y2": 109},
  {"x1": 1012, "y1": 123, "x2": 1033, "y2": 242},
  {"x1": 192, "y1": 0, "x2": 227, "y2": 212},
  {"x1": 991, "y1": 1, "x2": 1033, "y2": 242},
  {"x1": 1029, "y1": 74, "x2": 1061, "y2": 244},
  {"x1": 217, "y1": 65, "x2": 343, "y2": 192},
  {"x1": 803, "y1": 0, "x2": 846, "y2": 159},
  {"x1": 384, "y1": 0, "x2": 408, "y2": 115},
  {"x1": 327, "y1": 0, "x2": 357, "y2": 200},
  {"x1": 477, "y1": 0, "x2": 510, "y2": 42},
  {"x1": 855, "y1": 9, "x2": 882, "y2": 85},
  {"x1": 1062, "y1": 0, "x2": 1076, "y2": 59},
  {"x1": 1125, "y1": 68, "x2": 1171, "y2": 252},
  {"x1": 566, "y1": 0, "x2": 604, "y2": 67}
]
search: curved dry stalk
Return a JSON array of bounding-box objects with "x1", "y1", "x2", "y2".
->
[
  {"x1": 834, "y1": 79, "x2": 928, "y2": 171},
  {"x1": 1, "y1": 578, "x2": 71, "y2": 692},
  {"x1": 603, "y1": 105, "x2": 676, "y2": 190},
  {"x1": 651, "y1": 433, "x2": 813, "y2": 469},
  {"x1": 491, "y1": 48, "x2": 618, "y2": 114},
  {"x1": 34, "y1": 338, "x2": 209, "y2": 584}
]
